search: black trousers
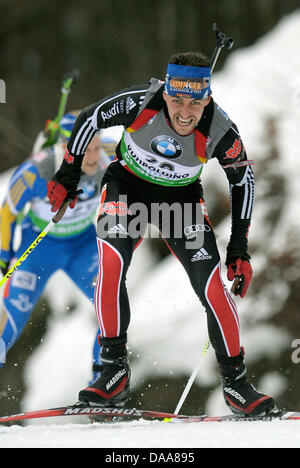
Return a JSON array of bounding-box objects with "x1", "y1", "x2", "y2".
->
[{"x1": 95, "y1": 162, "x2": 240, "y2": 357}]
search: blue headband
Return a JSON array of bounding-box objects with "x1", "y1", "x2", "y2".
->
[{"x1": 165, "y1": 63, "x2": 211, "y2": 99}]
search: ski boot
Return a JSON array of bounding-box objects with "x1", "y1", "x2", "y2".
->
[
  {"x1": 217, "y1": 350, "x2": 276, "y2": 417},
  {"x1": 79, "y1": 336, "x2": 130, "y2": 408}
]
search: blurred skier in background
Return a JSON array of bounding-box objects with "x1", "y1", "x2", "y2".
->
[
  {"x1": 0, "y1": 111, "x2": 117, "y2": 385},
  {"x1": 47, "y1": 52, "x2": 277, "y2": 417}
]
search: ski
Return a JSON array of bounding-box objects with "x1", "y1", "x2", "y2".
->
[
  {"x1": 0, "y1": 404, "x2": 199, "y2": 424},
  {"x1": 176, "y1": 411, "x2": 300, "y2": 423},
  {"x1": 0, "y1": 404, "x2": 299, "y2": 425}
]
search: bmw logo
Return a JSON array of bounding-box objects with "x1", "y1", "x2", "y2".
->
[{"x1": 150, "y1": 135, "x2": 182, "y2": 159}]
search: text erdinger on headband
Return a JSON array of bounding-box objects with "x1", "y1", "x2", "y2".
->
[{"x1": 165, "y1": 63, "x2": 211, "y2": 99}]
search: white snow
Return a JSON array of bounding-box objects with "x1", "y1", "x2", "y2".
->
[
  {"x1": 0, "y1": 418, "x2": 299, "y2": 448},
  {"x1": 1, "y1": 12, "x2": 300, "y2": 447}
]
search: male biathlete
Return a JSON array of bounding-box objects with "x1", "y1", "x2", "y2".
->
[
  {"x1": 47, "y1": 53, "x2": 276, "y2": 416},
  {"x1": 0, "y1": 111, "x2": 116, "y2": 384}
]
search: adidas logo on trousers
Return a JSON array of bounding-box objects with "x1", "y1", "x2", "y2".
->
[{"x1": 191, "y1": 248, "x2": 212, "y2": 262}]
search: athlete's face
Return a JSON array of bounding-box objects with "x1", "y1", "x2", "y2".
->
[
  {"x1": 81, "y1": 135, "x2": 102, "y2": 175},
  {"x1": 163, "y1": 92, "x2": 211, "y2": 136}
]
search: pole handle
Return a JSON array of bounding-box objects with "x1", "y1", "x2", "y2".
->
[
  {"x1": 42, "y1": 69, "x2": 80, "y2": 149},
  {"x1": 52, "y1": 200, "x2": 70, "y2": 224},
  {"x1": 212, "y1": 23, "x2": 234, "y2": 50},
  {"x1": 210, "y1": 23, "x2": 234, "y2": 72},
  {"x1": 62, "y1": 69, "x2": 80, "y2": 88},
  {"x1": 231, "y1": 276, "x2": 241, "y2": 294},
  {"x1": 52, "y1": 189, "x2": 83, "y2": 224}
]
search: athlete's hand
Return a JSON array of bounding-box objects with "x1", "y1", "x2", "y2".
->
[
  {"x1": 226, "y1": 256, "x2": 253, "y2": 298},
  {"x1": 47, "y1": 177, "x2": 77, "y2": 213},
  {"x1": 47, "y1": 150, "x2": 84, "y2": 213}
]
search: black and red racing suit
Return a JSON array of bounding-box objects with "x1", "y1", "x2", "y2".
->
[{"x1": 66, "y1": 81, "x2": 254, "y2": 358}]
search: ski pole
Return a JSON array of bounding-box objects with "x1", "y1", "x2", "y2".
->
[
  {"x1": 174, "y1": 340, "x2": 211, "y2": 415},
  {"x1": 0, "y1": 192, "x2": 82, "y2": 290},
  {"x1": 42, "y1": 69, "x2": 80, "y2": 148},
  {"x1": 210, "y1": 23, "x2": 234, "y2": 73}
]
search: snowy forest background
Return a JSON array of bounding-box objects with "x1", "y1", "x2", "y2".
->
[{"x1": 0, "y1": 0, "x2": 300, "y2": 419}]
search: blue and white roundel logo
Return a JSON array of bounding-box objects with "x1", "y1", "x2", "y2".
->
[{"x1": 150, "y1": 135, "x2": 182, "y2": 159}]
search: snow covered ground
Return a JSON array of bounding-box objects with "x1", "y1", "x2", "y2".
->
[
  {"x1": 1, "y1": 11, "x2": 300, "y2": 448},
  {"x1": 0, "y1": 417, "x2": 300, "y2": 448}
]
